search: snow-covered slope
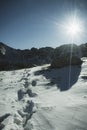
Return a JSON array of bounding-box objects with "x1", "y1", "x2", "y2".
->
[{"x1": 0, "y1": 58, "x2": 87, "y2": 130}]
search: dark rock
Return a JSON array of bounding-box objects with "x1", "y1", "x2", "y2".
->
[
  {"x1": 0, "y1": 42, "x2": 54, "y2": 71},
  {"x1": 80, "y1": 43, "x2": 87, "y2": 57},
  {"x1": 53, "y1": 44, "x2": 82, "y2": 58},
  {"x1": 51, "y1": 56, "x2": 82, "y2": 68},
  {"x1": 0, "y1": 42, "x2": 87, "y2": 71}
]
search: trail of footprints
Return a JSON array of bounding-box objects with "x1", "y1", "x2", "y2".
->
[
  {"x1": 0, "y1": 69, "x2": 54, "y2": 130},
  {"x1": 0, "y1": 69, "x2": 38, "y2": 130},
  {"x1": 16, "y1": 69, "x2": 37, "y2": 130}
]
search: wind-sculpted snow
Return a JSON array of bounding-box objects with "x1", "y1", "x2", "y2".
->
[{"x1": 0, "y1": 58, "x2": 87, "y2": 130}]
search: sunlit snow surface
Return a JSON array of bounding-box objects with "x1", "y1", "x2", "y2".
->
[{"x1": 0, "y1": 58, "x2": 87, "y2": 130}]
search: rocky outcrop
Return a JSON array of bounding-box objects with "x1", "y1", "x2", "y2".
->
[
  {"x1": 0, "y1": 42, "x2": 87, "y2": 70},
  {"x1": 51, "y1": 44, "x2": 82, "y2": 68},
  {"x1": 0, "y1": 42, "x2": 54, "y2": 70},
  {"x1": 53, "y1": 44, "x2": 82, "y2": 58},
  {"x1": 80, "y1": 43, "x2": 87, "y2": 57},
  {"x1": 51, "y1": 56, "x2": 82, "y2": 68}
]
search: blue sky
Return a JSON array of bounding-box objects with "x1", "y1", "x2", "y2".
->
[{"x1": 0, "y1": 0, "x2": 87, "y2": 49}]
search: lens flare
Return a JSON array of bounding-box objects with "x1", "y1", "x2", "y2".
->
[
  {"x1": 55, "y1": 13, "x2": 84, "y2": 88},
  {"x1": 66, "y1": 18, "x2": 83, "y2": 40},
  {"x1": 67, "y1": 22, "x2": 81, "y2": 36},
  {"x1": 55, "y1": 13, "x2": 84, "y2": 43}
]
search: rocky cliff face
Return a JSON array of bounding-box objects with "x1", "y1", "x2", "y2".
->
[
  {"x1": 80, "y1": 43, "x2": 87, "y2": 57},
  {"x1": 53, "y1": 44, "x2": 82, "y2": 58},
  {"x1": 0, "y1": 42, "x2": 54, "y2": 70},
  {"x1": 51, "y1": 44, "x2": 83, "y2": 68},
  {"x1": 0, "y1": 42, "x2": 87, "y2": 70},
  {"x1": 51, "y1": 56, "x2": 82, "y2": 68}
]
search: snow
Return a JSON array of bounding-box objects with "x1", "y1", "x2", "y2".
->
[
  {"x1": 0, "y1": 58, "x2": 87, "y2": 130},
  {"x1": 0, "y1": 46, "x2": 6, "y2": 55}
]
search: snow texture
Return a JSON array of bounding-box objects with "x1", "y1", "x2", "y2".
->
[{"x1": 0, "y1": 58, "x2": 87, "y2": 130}]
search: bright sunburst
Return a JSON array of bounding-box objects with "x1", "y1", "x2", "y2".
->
[
  {"x1": 55, "y1": 13, "x2": 84, "y2": 88},
  {"x1": 55, "y1": 13, "x2": 84, "y2": 42},
  {"x1": 66, "y1": 19, "x2": 82, "y2": 40},
  {"x1": 67, "y1": 21, "x2": 81, "y2": 36}
]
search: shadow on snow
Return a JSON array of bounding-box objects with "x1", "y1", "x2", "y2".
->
[{"x1": 34, "y1": 65, "x2": 81, "y2": 91}]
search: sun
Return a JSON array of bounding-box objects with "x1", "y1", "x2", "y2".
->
[
  {"x1": 55, "y1": 14, "x2": 83, "y2": 42},
  {"x1": 67, "y1": 22, "x2": 80, "y2": 35},
  {"x1": 66, "y1": 20, "x2": 82, "y2": 38},
  {"x1": 63, "y1": 15, "x2": 84, "y2": 41}
]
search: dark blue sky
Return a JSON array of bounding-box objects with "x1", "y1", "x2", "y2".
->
[{"x1": 0, "y1": 0, "x2": 87, "y2": 49}]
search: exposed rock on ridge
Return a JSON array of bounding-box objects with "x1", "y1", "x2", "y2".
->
[{"x1": 0, "y1": 42, "x2": 87, "y2": 70}]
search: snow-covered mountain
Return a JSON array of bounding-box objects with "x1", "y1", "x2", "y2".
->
[{"x1": 0, "y1": 57, "x2": 87, "y2": 130}]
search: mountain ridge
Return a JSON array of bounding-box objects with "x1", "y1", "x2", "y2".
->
[{"x1": 0, "y1": 42, "x2": 87, "y2": 70}]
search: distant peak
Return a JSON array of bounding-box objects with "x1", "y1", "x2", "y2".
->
[{"x1": 0, "y1": 42, "x2": 5, "y2": 46}]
